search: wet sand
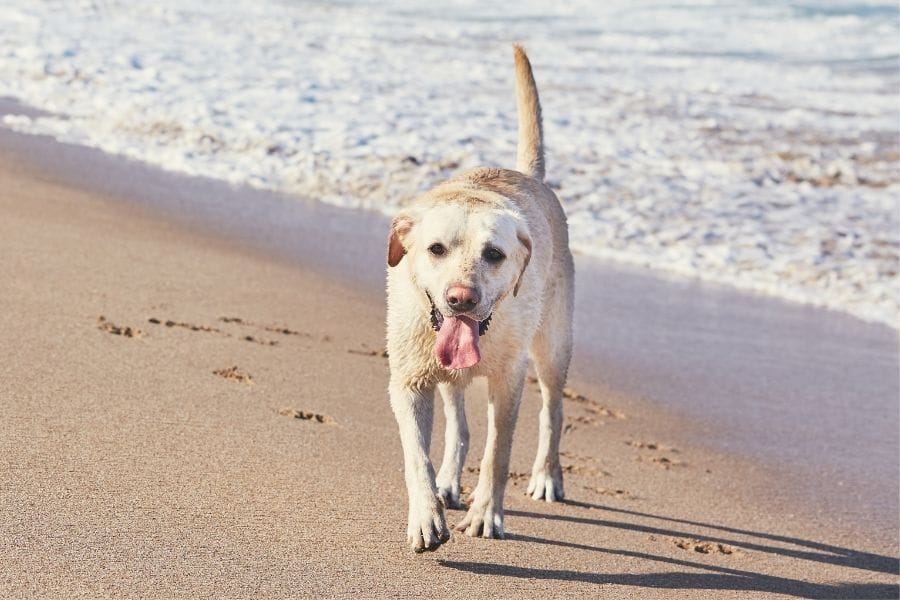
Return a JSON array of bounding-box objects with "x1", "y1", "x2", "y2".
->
[{"x1": 0, "y1": 129, "x2": 897, "y2": 597}]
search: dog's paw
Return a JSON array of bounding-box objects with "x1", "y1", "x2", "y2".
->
[
  {"x1": 527, "y1": 467, "x2": 565, "y2": 502},
  {"x1": 436, "y1": 476, "x2": 464, "y2": 510},
  {"x1": 455, "y1": 498, "x2": 505, "y2": 539},
  {"x1": 407, "y1": 496, "x2": 450, "y2": 553}
]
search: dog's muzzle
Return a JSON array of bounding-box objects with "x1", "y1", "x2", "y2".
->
[{"x1": 426, "y1": 291, "x2": 491, "y2": 336}]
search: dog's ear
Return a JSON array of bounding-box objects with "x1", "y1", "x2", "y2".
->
[
  {"x1": 387, "y1": 214, "x2": 414, "y2": 267},
  {"x1": 513, "y1": 231, "x2": 532, "y2": 297}
]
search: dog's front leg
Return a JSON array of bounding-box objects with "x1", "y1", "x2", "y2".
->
[
  {"x1": 436, "y1": 382, "x2": 468, "y2": 509},
  {"x1": 389, "y1": 380, "x2": 450, "y2": 552},
  {"x1": 456, "y1": 359, "x2": 527, "y2": 539}
]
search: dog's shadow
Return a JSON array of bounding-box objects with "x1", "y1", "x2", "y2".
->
[{"x1": 439, "y1": 499, "x2": 899, "y2": 599}]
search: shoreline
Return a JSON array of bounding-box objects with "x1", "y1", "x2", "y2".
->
[
  {"x1": 2, "y1": 95, "x2": 896, "y2": 332},
  {"x1": 3, "y1": 124, "x2": 897, "y2": 536},
  {"x1": 1, "y1": 129, "x2": 897, "y2": 596}
]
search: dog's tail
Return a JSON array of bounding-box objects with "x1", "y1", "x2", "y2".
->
[{"x1": 513, "y1": 44, "x2": 545, "y2": 181}]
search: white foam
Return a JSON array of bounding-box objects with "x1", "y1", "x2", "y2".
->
[{"x1": 1, "y1": 0, "x2": 897, "y2": 328}]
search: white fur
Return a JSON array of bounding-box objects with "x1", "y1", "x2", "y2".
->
[{"x1": 385, "y1": 46, "x2": 574, "y2": 552}]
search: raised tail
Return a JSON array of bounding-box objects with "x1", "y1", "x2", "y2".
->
[{"x1": 513, "y1": 45, "x2": 545, "y2": 181}]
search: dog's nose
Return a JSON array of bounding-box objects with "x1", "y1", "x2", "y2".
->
[{"x1": 446, "y1": 285, "x2": 480, "y2": 313}]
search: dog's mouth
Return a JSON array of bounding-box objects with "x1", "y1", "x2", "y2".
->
[{"x1": 426, "y1": 292, "x2": 491, "y2": 370}]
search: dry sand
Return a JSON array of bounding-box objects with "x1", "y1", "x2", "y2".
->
[{"x1": 1, "y1": 145, "x2": 898, "y2": 598}]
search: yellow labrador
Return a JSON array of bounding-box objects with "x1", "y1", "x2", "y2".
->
[{"x1": 386, "y1": 46, "x2": 574, "y2": 552}]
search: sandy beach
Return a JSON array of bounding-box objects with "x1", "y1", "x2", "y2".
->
[{"x1": 1, "y1": 130, "x2": 897, "y2": 598}]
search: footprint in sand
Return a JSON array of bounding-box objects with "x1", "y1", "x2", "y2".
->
[
  {"x1": 528, "y1": 377, "x2": 626, "y2": 421},
  {"x1": 213, "y1": 366, "x2": 253, "y2": 384},
  {"x1": 564, "y1": 388, "x2": 626, "y2": 420},
  {"x1": 219, "y1": 316, "x2": 312, "y2": 339},
  {"x1": 97, "y1": 316, "x2": 142, "y2": 338},
  {"x1": 278, "y1": 408, "x2": 336, "y2": 425},
  {"x1": 583, "y1": 485, "x2": 638, "y2": 500},
  {"x1": 241, "y1": 334, "x2": 278, "y2": 346},
  {"x1": 465, "y1": 466, "x2": 530, "y2": 485},
  {"x1": 582, "y1": 404, "x2": 626, "y2": 419},
  {"x1": 562, "y1": 463, "x2": 608, "y2": 477},
  {"x1": 635, "y1": 455, "x2": 687, "y2": 470},
  {"x1": 149, "y1": 317, "x2": 222, "y2": 333},
  {"x1": 148, "y1": 316, "x2": 279, "y2": 345},
  {"x1": 672, "y1": 538, "x2": 742, "y2": 556},
  {"x1": 564, "y1": 411, "x2": 615, "y2": 431},
  {"x1": 626, "y1": 440, "x2": 680, "y2": 453},
  {"x1": 627, "y1": 440, "x2": 687, "y2": 469},
  {"x1": 347, "y1": 348, "x2": 389, "y2": 358},
  {"x1": 560, "y1": 450, "x2": 601, "y2": 463}
]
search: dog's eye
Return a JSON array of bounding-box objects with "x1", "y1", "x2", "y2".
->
[
  {"x1": 483, "y1": 247, "x2": 505, "y2": 263},
  {"x1": 428, "y1": 243, "x2": 446, "y2": 257}
]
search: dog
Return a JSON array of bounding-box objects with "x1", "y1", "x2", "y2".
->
[{"x1": 385, "y1": 45, "x2": 574, "y2": 552}]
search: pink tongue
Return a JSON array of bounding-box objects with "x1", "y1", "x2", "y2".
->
[{"x1": 435, "y1": 316, "x2": 481, "y2": 369}]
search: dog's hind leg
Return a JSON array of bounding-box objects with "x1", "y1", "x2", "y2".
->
[
  {"x1": 456, "y1": 357, "x2": 528, "y2": 539},
  {"x1": 527, "y1": 289, "x2": 573, "y2": 502},
  {"x1": 436, "y1": 381, "x2": 469, "y2": 509},
  {"x1": 389, "y1": 380, "x2": 450, "y2": 552}
]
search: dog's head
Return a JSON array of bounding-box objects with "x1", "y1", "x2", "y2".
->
[{"x1": 387, "y1": 198, "x2": 532, "y2": 370}]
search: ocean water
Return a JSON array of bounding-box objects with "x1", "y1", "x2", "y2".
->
[{"x1": 1, "y1": 1, "x2": 897, "y2": 327}]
